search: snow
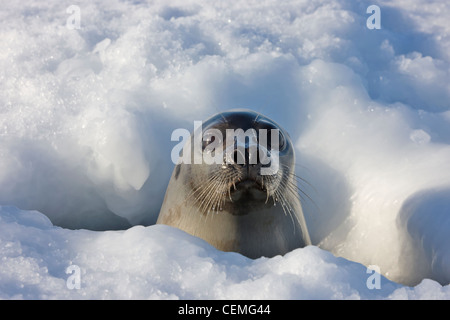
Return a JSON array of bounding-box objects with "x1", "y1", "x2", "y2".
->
[
  {"x1": 0, "y1": 0, "x2": 449, "y2": 299},
  {"x1": 1, "y1": 206, "x2": 449, "y2": 299}
]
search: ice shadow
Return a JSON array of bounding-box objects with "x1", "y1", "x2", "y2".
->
[
  {"x1": 0, "y1": 140, "x2": 132, "y2": 231},
  {"x1": 295, "y1": 153, "x2": 353, "y2": 247},
  {"x1": 398, "y1": 187, "x2": 450, "y2": 285}
]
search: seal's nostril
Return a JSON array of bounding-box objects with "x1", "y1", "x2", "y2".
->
[
  {"x1": 158, "y1": 109, "x2": 312, "y2": 259},
  {"x1": 233, "y1": 150, "x2": 238, "y2": 164},
  {"x1": 233, "y1": 149, "x2": 245, "y2": 166}
]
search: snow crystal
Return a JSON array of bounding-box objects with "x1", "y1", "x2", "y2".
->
[
  {"x1": 1, "y1": 0, "x2": 449, "y2": 298},
  {"x1": 1, "y1": 206, "x2": 448, "y2": 299}
]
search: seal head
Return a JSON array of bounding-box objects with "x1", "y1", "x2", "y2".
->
[{"x1": 157, "y1": 109, "x2": 311, "y2": 258}]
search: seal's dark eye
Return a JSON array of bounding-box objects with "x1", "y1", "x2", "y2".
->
[
  {"x1": 256, "y1": 119, "x2": 287, "y2": 151},
  {"x1": 202, "y1": 129, "x2": 222, "y2": 151},
  {"x1": 278, "y1": 132, "x2": 286, "y2": 151},
  {"x1": 202, "y1": 135, "x2": 214, "y2": 150},
  {"x1": 265, "y1": 129, "x2": 286, "y2": 151}
]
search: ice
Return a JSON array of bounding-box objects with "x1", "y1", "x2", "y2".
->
[
  {"x1": 1, "y1": 206, "x2": 448, "y2": 300},
  {"x1": 1, "y1": 0, "x2": 450, "y2": 298},
  {"x1": 399, "y1": 188, "x2": 450, "y2": 285}
]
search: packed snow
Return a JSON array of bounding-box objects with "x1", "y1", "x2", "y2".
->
[
  {"x1": 0, "y1": 0, "x2": 449, "y2": 299},
  {"x1": 1, "y1": 206, "x2": 449, "y2": 299}
]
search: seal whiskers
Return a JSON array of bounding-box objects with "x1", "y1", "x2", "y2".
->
[
  {"x1": 157, "y1": 109, "x2": 312, "y2": 258},
  {"x1": 186, "y1": 167, "x2": 240, "y2": 217}
]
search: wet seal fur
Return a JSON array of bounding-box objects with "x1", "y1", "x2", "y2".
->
[{"x1": 157, "y1": 109, "x2": 311, "y2": 258}]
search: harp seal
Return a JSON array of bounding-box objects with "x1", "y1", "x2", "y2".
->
[{"x1": 157, "y1": 109, "x2": 311, "y2": 258}]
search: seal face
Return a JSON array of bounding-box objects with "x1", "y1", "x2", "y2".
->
[{"x1": 157, "y1": 109, "x2": 311, "y2": 258}]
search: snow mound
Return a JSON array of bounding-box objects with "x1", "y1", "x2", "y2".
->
[
  {"x1": 1, "y1": 207, "x2": 449, "y2": 300},
  {"x1": 1, "y1": 0, "x2": 450, "y2": 294}
]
